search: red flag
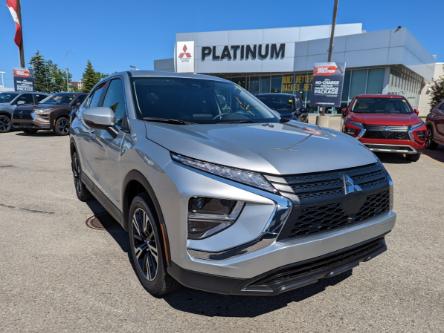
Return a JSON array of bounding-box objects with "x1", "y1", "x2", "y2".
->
[{"x1": 6, "y1": 0, "x2": 22, "y2": 47}]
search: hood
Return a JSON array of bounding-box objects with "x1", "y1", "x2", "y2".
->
[
  {"x1": 0, "y1": 103, "x2": 14, "y2": 112},
  {"x1": 145, "y1": 121, "x2": 377, "y2": 175},
  {"x1": 34, "y1": 103, "x2": 69, "y2": 111},
  {"x1": 349, "y1": 112, "x2": 421, "y2": 126}
]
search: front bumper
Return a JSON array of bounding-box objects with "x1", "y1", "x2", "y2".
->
[
  {"x1": 359, "y1": 138, "x2": 425, "y2": 154},
  {"x1": 169, "y1": 236, "x2": 387, "y2": 295},
  {"x1": 12, "y1": 117, "x2": 51, "y2": 130}
]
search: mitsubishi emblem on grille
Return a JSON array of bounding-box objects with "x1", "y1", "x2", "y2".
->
[{"x1": 343, "y1": 175, "x2": 362, "y2": 195}]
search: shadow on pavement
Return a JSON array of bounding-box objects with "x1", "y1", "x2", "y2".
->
[
  {"x1": 163, "y1": 270, "x2": 352, "y2": 317},
  {"x1": 15, "y1": 130, "x2": 56, "y2": 137},
  {"x1": 423, "y1": 146, "x2": 444, "y2": 163},
  {"x1": 85, "y1": 197, "x2": 354, "y2": 316},
  {"x1": 86, "y1": 200, "x2": 129, "y2": 253},
  {"x1": 375, "y1": 153, "x2": 411, "y2": 164}
]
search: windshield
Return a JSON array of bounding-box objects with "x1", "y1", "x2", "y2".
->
[
  {"x1": 352, "y1": 98, "x2": 413, "y2": 114},
  {"x1": 39, "y1": 94, "x2": 76, "y2": 105},
  {"x1": 0, "y1": 92, "x2": 19, "y2": 103},
  {"x1": 257, "y1": 95, "x2": 297, "y2": 113},
  {"x1": 132, "y1": 77, "x2": 279, "y2": 124}
]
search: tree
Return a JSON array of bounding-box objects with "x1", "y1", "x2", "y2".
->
[
  {"x1": 30, "y1": 51, "x2": 51, "y2": 92},
  {"x1": 81, "y1": 61, "x2": 104, "y2": 93},
  {"x1": 429, "y1": 76, "x2": 444, "y2": 109},
  {"x1": 47, "y1": 61, "x2": 71, "y2": 92}
]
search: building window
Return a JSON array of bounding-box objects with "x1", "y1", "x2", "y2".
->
[
  {"x1": 270, "y1": 76, "x2": 282, "y2": 93},
  {"x1": 366, "y1": 68, "x2": 385, "y2": 94},
  {"x1": 249, "y1": 77, "x2": 260, "y2": 94},
  {"x1": 342, "y1": 70, "x2": 351, "y2": 103},
  {"x1": 349, "y1": 69, "x2": 367, "y2": 98},
  {"x1": 259, "y1": 76, "x2": 271, "y2": 93}
]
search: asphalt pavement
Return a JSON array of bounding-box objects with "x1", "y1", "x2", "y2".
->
[{"x1": 0, "y1": 131, "x2": 443, "y2": 332}]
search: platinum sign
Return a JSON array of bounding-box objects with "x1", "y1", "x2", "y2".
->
[{"x1": 201, "y1": 43, "x2": 285, "y2": 61}]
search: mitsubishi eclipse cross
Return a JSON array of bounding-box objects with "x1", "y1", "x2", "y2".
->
[{"x1": 70, "y1": 71, "x2": 396, "y2": 296}]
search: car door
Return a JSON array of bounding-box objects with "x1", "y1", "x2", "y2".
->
[
  {"x1": 92, "y1": 78, "x2": 131, "y2": 207},
  {"x1": 435, "y1": 102, "x2": 444, "y2": 142},
  {"x1": 75, "y1": 82, "x2": 109, "y2": 187},
  {"x1": 14, "y1": 93, "x2": 34, "y2": 107}
]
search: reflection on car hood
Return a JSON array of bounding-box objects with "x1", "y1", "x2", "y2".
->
[{"x1": 145, "y1": 121, "x2": 377, "y2": 175}]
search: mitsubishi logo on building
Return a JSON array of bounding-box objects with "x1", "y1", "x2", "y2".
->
[
  {"x1": 176, "y1": 41, "x2": 195, "y2": 73},
  {"x1": 178, "y1": 44, "x2": 192, "y2": 59}
]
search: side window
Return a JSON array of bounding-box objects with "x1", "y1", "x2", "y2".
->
[
  {"x1": 439, "y1": 103, "x2": 444, "y2": 111},
  {"x1": 35, "y1": 94, "x2": 47, "y2": 104},
  {"x1": 86, "y1": 83, "x2": 107, "y2": 108},
  {"x1": 15, "y1": 94, "x2": 34, "y2": 105},
  {"x1": 102, "y1": 79, "x2": 127, "y2": 128},
  {"x1": 75, "y1": 94, "x2": 87, "y2": 106}
]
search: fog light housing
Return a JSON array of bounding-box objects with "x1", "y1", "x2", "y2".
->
[{"x1": 188, "y1": 197, "x2": 244, "y2": 239}]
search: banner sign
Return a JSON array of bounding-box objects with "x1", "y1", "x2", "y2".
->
[
  {"x1": 310, "y1": 62, "x2": 345, "y2": 107},
  {"x1": 175, "y1": 41, "x2": 195, "y2": 73},
  {"x1": 13, "y1": 68, "x2": 34, "y2": 92}
]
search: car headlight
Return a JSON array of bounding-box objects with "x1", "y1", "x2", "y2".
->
[
  {"x1": 171, "y1": 152, "x2": 277, "y2": 193},
  {"x1": 187, "y1": 197, "x2": 244, "y2": 239},
  {"x1": 345, "y1": 120, "x2": 363, "y2": 128},
  {"x1": 409, "y1": 121, "x2": 424, "y2": 130},
  {"x1": 34, "y1": 109, "x2": 48, "y2": 115}
]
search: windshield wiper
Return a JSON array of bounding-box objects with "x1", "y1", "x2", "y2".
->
[
  {"x1": 216, "y1": 119, "x2": 256, "y2": 123},
  {"x1": 142, "y1": 117, "x2": 195, "y2": 125}
]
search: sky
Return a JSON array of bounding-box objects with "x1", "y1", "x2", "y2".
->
[{"x1": 1, "y1": 0, "x2": 443, "y2": 88}]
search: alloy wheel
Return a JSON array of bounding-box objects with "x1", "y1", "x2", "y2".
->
[
  {"x1": 56, "y1": 118, "x2": 69, "y2": 135},
  {"x1": 72, "y1": 153, "x2": 82, "y2": 194},
  {"x1": 0, "y1": 116, "x2": 11, "y2": 132},
  {"x1": 131, "y1": 207, "x2": 159, "y2": 281}
]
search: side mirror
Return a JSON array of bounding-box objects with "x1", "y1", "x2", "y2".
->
[
  {"x1": 299, "y1": 107, "x2": 308, "y2": 114},
  {"x1": 16, "y1": 100, "x2": 26, "y2": 105},
  {"x1": 279, "y1": 114, "x2": 293, "y2": 123},
  {"x1": 341, "y1": 107, "x2": 348, "y2": 117},
  {"x1": 83, "y1": 107, "x2": 115, "y2": 128},
  {"x1": 413, "y1": 108, "x2": 419, "y2": 115}
]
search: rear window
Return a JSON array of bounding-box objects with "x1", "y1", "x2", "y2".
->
[{"x1": 352, "y1": 98, "x2": 412, "y2": 114}]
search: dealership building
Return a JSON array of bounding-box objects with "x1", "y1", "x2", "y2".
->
[{"x1": 154, "y1": 23, "x2": 437, "y2": 112}]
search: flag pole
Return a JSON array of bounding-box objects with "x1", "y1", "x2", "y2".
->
[{"x1": 16, "y1": 0, "x2": 25, "y2": 68}]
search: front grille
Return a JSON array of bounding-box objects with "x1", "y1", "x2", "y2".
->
[
  {"x1": 363, "y1": 125, "x2": 410, "y2": 140},
  {"x1": 266, "y1": 163, "x2": 388, "y2": 203},
  {"x1": 266, "y1": 163, "x2": 391, "y2": 240},
  {"x1": 13, "y1": 109, "x2": 33, "y2": 120}
]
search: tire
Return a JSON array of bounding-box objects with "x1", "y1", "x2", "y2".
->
[
  {"x1": 426, "y1": 127, "x2": 438, "y2": 149},
  {"x1": 54, "y1": 116, "x2": 70, "y2": 136},
  {"x1": 71, "y1": 150, "x2": 91, "y2": 202},
  {"x1": 0, "y1": 115, "x2": 12, "y2": 133},
  {"x1": 23, "y1": 129, "x2": 37, "y2": 135},
  {"x1": 406, "y1": 153, "x2": 421, "y2": 162},
  {"x1": 128, "y1": 193, "x2": 177, "y2": 297}
]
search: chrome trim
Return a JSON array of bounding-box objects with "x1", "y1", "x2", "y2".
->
[
  {"x1": 187, "y1": 179, "x2": 292, "y2": 260},
  {"x1": 365, "y1": 143, "x2": 417, "y2": 154},
  {"x1": 408, "y1": 122, "x2": 426, "y2": 142},
  {"x1": 188, "y1": 200, "x2": 245, "y2": 222},
  {"x1": 366, "y1": 125, "x2": 409, "y2": 132}
]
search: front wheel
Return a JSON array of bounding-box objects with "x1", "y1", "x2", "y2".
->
[
  {"x1": 0, "y1": 115, "x2": 12, "y2": 133},
  {"x1": 71, "y1": 151, "x2": 91, "y2": 202},
  {"x1": 54, "y1": 117, "x2": 70, "y2": 136},
  {"x1": 426, "y1": 127, "x2": 438, "y2": 149},
  {"x1": 406, "y1": 153, "x2": 421, "y2": 162},
  {"x1": 128, "y1": 194, "x2": 177, "y2": 297}
]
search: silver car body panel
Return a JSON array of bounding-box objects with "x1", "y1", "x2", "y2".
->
[{"x1": 70, "y1": 71, "x2": 395, "y2": 283}]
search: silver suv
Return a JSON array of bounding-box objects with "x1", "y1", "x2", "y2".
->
[{"x1": 70, "y1": 71, "x2": 396, "y2": 296}]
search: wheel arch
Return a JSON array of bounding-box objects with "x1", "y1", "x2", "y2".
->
[{"x1": 122, "y1": 170, "x2": 171, "y2": 264}]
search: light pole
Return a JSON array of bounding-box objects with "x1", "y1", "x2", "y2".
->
[
  {"x1": 65, "y1": 68, "x2": 70, "y2": 92},
  {"x1": 327, "y1": 0, "x2": 339, "y2": 62},
  {"x1": 0, "y1": 71, "x2": 5, "y2": 88}
]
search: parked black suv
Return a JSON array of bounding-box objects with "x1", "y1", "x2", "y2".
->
[
  {"x1": 256, "y1": 93, "x2": 308, "y2": 123},
  {"x1": 13, "y1": 92, "x2": 87, "y2": 135},
  {"x1": 0, "y1": 91, "x2": 48, "y2": 133}
]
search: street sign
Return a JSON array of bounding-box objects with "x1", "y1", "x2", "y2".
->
[
  {"x1": 310, "y1": 62, "x2": 346, "y2": 107},
  {"x1": 13, "y1": 68, "x2": 34, "y2": 91}
]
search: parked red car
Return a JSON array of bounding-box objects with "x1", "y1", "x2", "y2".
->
[
  {"x1": 342, "y1": 94, "x2": 427, "y2": 161},
  {"x1": 425, "y1": 99, "x2": 444, "y2": 149}
]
